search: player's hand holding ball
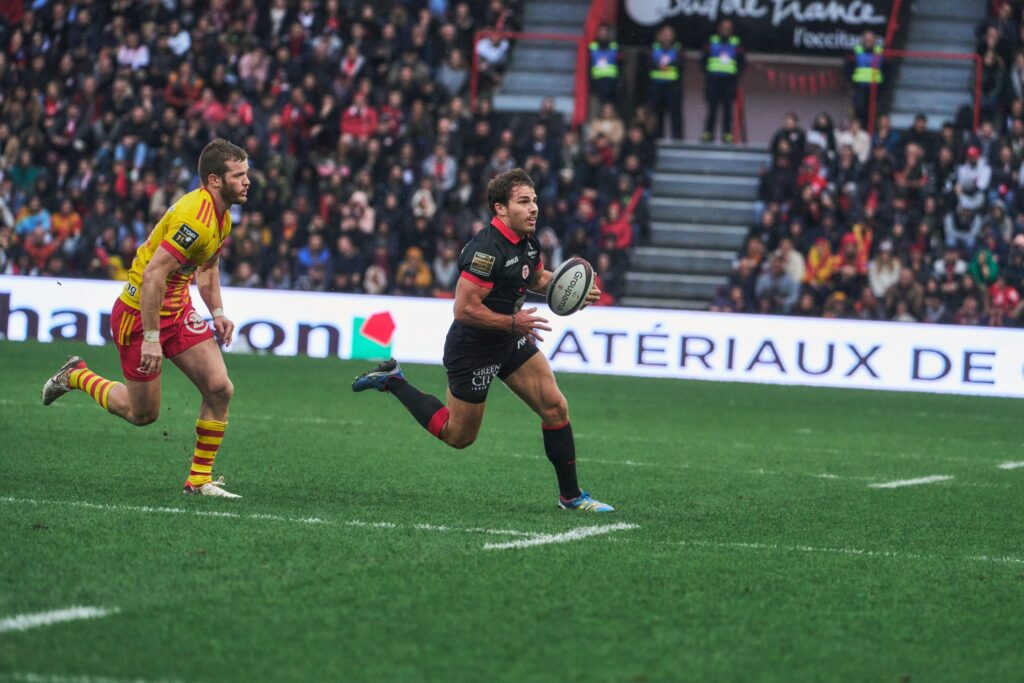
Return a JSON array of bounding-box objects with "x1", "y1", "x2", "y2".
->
[{"x1": 546, "y1": 257, "x2": 598, "y2": 315}]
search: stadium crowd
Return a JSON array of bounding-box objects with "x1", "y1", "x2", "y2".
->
[
  {"x1": 0, "y1": 0, "x2": 649, "y2": 306},
  {"x1": 715, "y1": 3, "x2": 1024, "y2": 326}
]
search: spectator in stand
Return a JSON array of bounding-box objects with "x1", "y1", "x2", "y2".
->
[
  {"x1": 475, "y1": 32, "x2": 510, "y2": 90},
  {"x1": 868, "y1": 240, "x2": 902, "y2": 298},
  {"x1": 755, "y1": 253, "x2": 799, "y2": 314}
]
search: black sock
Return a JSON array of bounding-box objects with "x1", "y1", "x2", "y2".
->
[
  {"x1": 542, "y1": 422, "x2": 581, "y2": 500},
  {"x1": 387, "y1": 376, "x2": 447, "y2": 434}
]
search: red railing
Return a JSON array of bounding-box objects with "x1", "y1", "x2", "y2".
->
[
  {"x1": 733, "y1": 86, "x2": 747, "y2": 143},
  {"x1": 884, "y1": 0, "x2": 904, "y2": 46},
  {"x1": 867, "y1": 49, "x2": 983, "y2": 133}
]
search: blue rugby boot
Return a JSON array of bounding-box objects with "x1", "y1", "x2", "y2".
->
[
  {"x1": 558, "y1": 491, "x2": 615, "y2": 512},
  {"x1": 352, "y1": 358, "x2": 405, "y2": 392}
]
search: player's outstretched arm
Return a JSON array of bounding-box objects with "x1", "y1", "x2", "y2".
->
[
  {"x1": 454, "y1": 276, "x2": 551, "y2": 341},
  {"x1": 197, "y1": 257, "x2": 234, "y2": 346}
]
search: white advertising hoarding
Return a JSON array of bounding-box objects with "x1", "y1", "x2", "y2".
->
[{"x1": 2, "y1": 275, "x2": 1023, "y2": 397}]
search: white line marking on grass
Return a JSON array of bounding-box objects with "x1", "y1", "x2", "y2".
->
[
  {"x1": 1, "y1": 673, "x2": 179, "y2": 683},
  {"x1": 868, "y1": 475, "x2": 953, "y2": 489},
  {"x1": 998, "y1": 461, "x2": 1024, "y2": 470},
  {"x1": 612, "y1": 538, "x2": 1024, "y2": 567},
  {"x1": 0, "y1": 607, "x2": 118, "y2": 634},
  {"x1": 483, "y1": 523, "x2": 638, "y2": 551},
  {"x1": 0, "y1": 496, "x2": 538, "y2": 542}
]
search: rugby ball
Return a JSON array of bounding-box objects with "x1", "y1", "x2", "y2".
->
[{"x1": 546, "y1": 257, "x2": 594, "y2": 316}]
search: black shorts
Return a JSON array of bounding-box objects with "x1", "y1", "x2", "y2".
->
[{"x1": 443, "y1": 323, "x2": 539, "y2": 404}]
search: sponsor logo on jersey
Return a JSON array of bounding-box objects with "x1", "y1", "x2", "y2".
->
[
  {"x1": 527, "y1": 249, "x2": 538, "y2": 258},
  {"x1": 469, "y1": 252, "x2": 495, "y2": 277},
  {"x1": 522, "y1": 264, "x2": 530, "y2": 279},
  {"x1": 172, "y1": 225, "x2": 199, "y2": 250},
  {"x1": 505, "y1": 256, "x2": 519, "y2": 267}
]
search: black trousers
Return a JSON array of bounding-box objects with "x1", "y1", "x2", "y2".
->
[
  {"x1": 704, "y1": 74, "x2": 737, "y2": 137},
  {"x1": 646, "y1": 80, "x2": 683, "y2": 139},
  {"x1": 591, "y1": 77, "x2": 618, "y2": 105}
]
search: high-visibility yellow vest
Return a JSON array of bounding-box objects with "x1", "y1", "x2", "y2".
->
[
  {"x1": 852, "y1": 43, "x2": 883, "y2": 84},
  {"x1": 589, "y1": 41, "x2": 619, "y2": 79},
  {"x1": 650, "y1": 41, "x2": 681, "y2": 81},
  {"x1": 707, "y1": 34, "x2": 740, "y2": 76}
]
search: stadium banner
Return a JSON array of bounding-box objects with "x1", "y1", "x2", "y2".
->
[
  {"x1": 3, "y1": 275, "x2": 1024, "y2": 397},
  {"x1": 618, "y1": 0, "x2": 898, "y2": 55}
]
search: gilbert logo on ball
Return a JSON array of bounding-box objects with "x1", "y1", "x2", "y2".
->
[{"x1": 352, "y1": 311, "x2": 395, "y2": 359}]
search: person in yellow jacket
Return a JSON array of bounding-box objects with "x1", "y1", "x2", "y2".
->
[{"x1": 588, "y1": 23, "x2": 619, "y2": 105}]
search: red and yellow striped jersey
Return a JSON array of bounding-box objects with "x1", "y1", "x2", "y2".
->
[{"x1": 119, "y1": 187, "x2": 232, "y2": 315}]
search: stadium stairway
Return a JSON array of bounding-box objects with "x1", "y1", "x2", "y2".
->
[
  {"x1": 491, "y1": 0, "x2": 589, "y2": 118},
  {"x1": 888, "y1": 0, "x2": 987, "y2": 130},
  {"x1": 622, "y1": 142, "x2": 767, "y2": 310}
]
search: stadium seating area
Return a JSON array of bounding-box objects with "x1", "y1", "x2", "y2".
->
[
  {"x1": 0, "y1": 0, "x2": 645, "y2": 305},
  {"x1": 714, "y1": 2, "x2": 1024, "y2": 326},
  {"x1": 6, "y1": 1, "x2": 1024, "y2": 328}
]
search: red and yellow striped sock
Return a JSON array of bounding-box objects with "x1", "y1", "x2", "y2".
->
[
  {"x1": 188, "y1": 419, "x2": 228, "y2": 487},
  {"x1": 68, "y1": 366, "x2": 120, "y2": 412}
]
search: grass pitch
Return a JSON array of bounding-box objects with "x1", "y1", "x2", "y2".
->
[{"x1": 1, "y1": 340, "x2": 1022, "y2": 682}]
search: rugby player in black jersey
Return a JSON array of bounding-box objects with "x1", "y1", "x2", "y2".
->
[{"x1": 352, "y1": 169, "x2": 613, "y2": 512}]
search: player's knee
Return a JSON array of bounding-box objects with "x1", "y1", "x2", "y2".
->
[
  {"x1": 446, "y1": 432, "x2": 476, "y2": 449},
  {"x1": 129, "y1": 410, "x2": 159, "y2": 426},
  {"x1": 543, "y1": 397, "x2": 569, "y2": 426},
  {"x1": 205, "y1": 377, "x2": 234, "y2": 405}
]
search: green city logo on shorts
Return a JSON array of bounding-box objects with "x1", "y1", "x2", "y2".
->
[{"x1": 352, "y1": 311, "x2": 395, "y2": 360}]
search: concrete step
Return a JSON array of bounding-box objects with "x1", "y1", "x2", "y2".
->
[
  {"x1": 909, "y1": 0, "x2": 985, "y2": 21},
  {"x1": 493, "y1": 93, "x2": 574, "y2": 116},
  {"x1": 520, "y1": 21, "x2": 584, "y2": 36},
  {"x1": 524, "y1": 3, "x2": 589, "y2": 21},
  {"x1": 901, "y1": 40, "x2": 977, "y2": 55},
  {"x1": 659, "y1": 141, "x2": 770, "y2": 155},
  {"x1": 652, "y1": 172, "x2": 758, "y2": 201},
  {"x1": 656, "y1": 147, "x2": 770, "y2": 176},
  {"x1": 891, "y1": 88, "x2": 973, "y2": 116},
  {"x1": 502, "y1": 71, "x2": 576, "y2": 94},
  {"x1": 897, "y1": 64, "x2": 971, "y2": 90},
  {"x1": 620, "y1": 296, "x2": 709, "y2": 311},
  {"x1": 648, "y1": 221, "x2": 748, "y2": 250},
  {"x1": 625, "y1": 272, "x2": 725, "y2": 299},
  {"x1": 905, "y1": 17, "x2": 978, "y2": 44},
  {"x1": 509, "y1": 50, "x2": 577, "y2": 73},
  {"x1": 631, "y1": 246, "x2": 734, "y2": 275},
  {"x1": 650, "y1": 197, "x2": 755, "y2": 225}
]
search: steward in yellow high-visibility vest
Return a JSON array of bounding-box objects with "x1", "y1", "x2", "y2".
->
[
  {"x1": 847, "y1": 30, "x2": 886, "y2": 127},
  {"x1": 702, "y1": 19, "x2": 745, "y2": 143},
  {"x1": 646, "y1": 24, "x2": 684, "y2": 139},
  {"x1": 589, "y1": 24, "x2": 619, "y2": 104}
]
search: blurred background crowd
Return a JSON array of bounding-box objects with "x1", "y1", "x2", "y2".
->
[
  {"x1": 0, "y1": 0, "x2": 649, "y2": 306},
  {"x1": 713, "y1": 1, "x2": 1024, "y2": 327}
]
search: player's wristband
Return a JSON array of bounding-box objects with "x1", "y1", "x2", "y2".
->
[
  {"x1": 211, "y1": 307, "x2": 224, "y2": 318},
  {"x1": 143, "y1": 330, "x2": 160, "y2": 343}
]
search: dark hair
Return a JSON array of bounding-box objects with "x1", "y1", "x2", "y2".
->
[
  {"x1": 486, "y1": 168, "x2": 534, "y2": 216},
  {"x1": 198, "y1": 138, "x2": 248, "y2": 186}
]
